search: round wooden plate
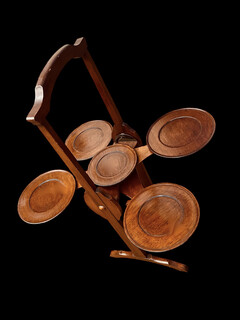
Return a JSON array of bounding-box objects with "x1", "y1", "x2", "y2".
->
[
  {"x1": 87, "y1": 144, "x2": 137, "y2": 186},
  {"x1": 65, "y1": 120, "x2": 113, "y2": 160},
  {"x1": 17, "y1": 170, "x2": 76, "y2": 224},
  {"x1": 123, "y1": 183, "x2": 200, "y2": 252},
  {"x1": 147, "y1": 108, "x2": 215, "y2": 158}
]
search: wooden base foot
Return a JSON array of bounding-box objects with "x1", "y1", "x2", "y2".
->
[{"x1": 110, "y1": 250, "x2": 188, "y2": 272}]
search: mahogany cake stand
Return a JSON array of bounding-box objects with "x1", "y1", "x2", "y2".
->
[{"x1": 17, "y1": 37, "x2": 216, "y2": 272}]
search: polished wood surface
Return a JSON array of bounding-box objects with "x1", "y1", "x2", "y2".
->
[
  {"x1": 19, "y1": 37, "x2": 216, "y2": 271},
  {"x1": 84, "y1": 186, "x2": 122, "y2": 221},
  {"x1": 25, "y1": 36, "x2": 146, "y2": 260},
  {"x1": 135, "y1": 144, "x2": 153, "y2": 163},
  {"x1": 147, "y1": 108, "x2": 216, "y2": 158},
  {"x1": 123, "y1": 183, "x2": 200, "y2": 252},
  {"x1": 110, "y1": 250, "x2": 188, "y2": 272},
  {"x1": 27, "y1": 38, "x2": 87, "y2": 124},
  {"x1": 18, "y1": 170, "x2": 76, "y2": 224},
  {"x1": 65, "y1": 120, "x2": 112, "y2": 160},
  {"x1": 87, "y1": 144, "x2": 137, "y2": 186},
  {"x1": 113, "y1": 122, "x2": 142, "y2": 147},
  {"x1": 81, "y1": 48, "x2": 123, "y2": 129},
  {"x1": 119, "y1": 169, "x2": 144, "y2": 199}
]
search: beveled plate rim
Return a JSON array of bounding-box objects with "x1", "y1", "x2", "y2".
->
[
  {"x1": 17, "y1": 170, "x2": 76, "y2": 224},
  {"x1": 65, "y1": 120, "x2": 113, "y2": 161},
  {"x1": 123, "y1": 183, "x2": 200, "y2": 252},
  {"x1": 146, "y1": 108, "x2": 216, "y2": 158},
  {"x1": 87, "y1": 144, "x2": 137, "y2": 186}
]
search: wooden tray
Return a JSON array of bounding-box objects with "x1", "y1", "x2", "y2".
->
[
  {"x1": 123, "y1": 183, "x2": 200, "y2": 252},
  {"x1": 65, "y1": 120, "x2": 112, "y2": 160},
  {"x1": 147, "y1": 108, "x2": 215, "y2": 158},
  {"x1": 87, "y1": 144, "x2": 137, "y2": 186},
  {"x1": 18, "y1": 170, "x2": 76, "y2": 224}
]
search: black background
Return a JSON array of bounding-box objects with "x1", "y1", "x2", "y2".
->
[{"x1": 5, "y1": 3, "x2": 235, "y2": 313}]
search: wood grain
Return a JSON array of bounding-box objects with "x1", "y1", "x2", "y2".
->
[
  {"x1": 65, "y1": 120, "x2": 113, "y2": 160},
  {"x1": 17, "y1": 170, "x2": 76, "y2": 224},
  {"x1": 25, "y1": 37, "x2": 146, "y2": 258},
  {"x1": 135, "y1": 144, "x2": 153, "y2": 163},
  {"x1": 84, "y1": 188, "x2": 122, "y2": 221},
  {"x1": 123, "y1": 183, "x2": 200, "y2": 252},
  {"x1": 87, "y1": 144, "x2": 137, "y2": 186},
  {"x1": 120, "y1": 169, "x2": 144, "y2": 199},
  {"x1": 147, "y1": 108, "x2": 216, "y2": 158},
  {"x1": 22, "y1": 37, "x2": 216, "y2": 270}
]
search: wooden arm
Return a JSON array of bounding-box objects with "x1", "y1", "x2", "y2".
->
[
  {"x1": 26, "y1": 34, "x2": 142, "y2": 147},
  {"x1": 26, "y1": 37, "x2": 123, "y2": 190},
  {"x1": 26, "y1": 37, "x2": 97, "y2": 191},
  {"x1": 27, "y1": 38, "x2": 88, "y2": 125},
  {"x1": 27, "y1": 37, "x2": 124, "y2": 128},
  {"x1": 25, "y1": 37, "x2": 150, "y2": 259},
  {"x1": 27, "y1": 36, "x2": 152, "y2": 185}
]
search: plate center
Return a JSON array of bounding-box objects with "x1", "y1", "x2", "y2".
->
[
  {"x1": 159, "y1": 116, "x2": 202, "y2": 148},
  {"x1": 73, "y1": 127, "x2": 103, "y2": 152},
  {"x1": 138, "y1": 195, "x2": 184, "y2": 237},
  {"x1": 96, "y1": 151, "x2": 127, "y2": 177},
  {"x1": 29, "y1": 179, "x2": 65, "y2": 213}
]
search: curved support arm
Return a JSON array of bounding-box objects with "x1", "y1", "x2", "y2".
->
[
  {"x1": 27, "y1": 37, "x2": 125, "y2": 130},
  {"x1": 26, "y1": 37, "x2": 98, "y2": 193},
  {"x1": 27, "y1": 38, "x2": 88, "y2": 125}
]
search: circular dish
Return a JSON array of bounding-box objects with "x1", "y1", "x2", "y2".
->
[
  {"x1": 17, "y1": 170, "x2": 76, "y2": 224},
  {"x1": 65, "y1": 120, "x2": 113, "y2": 160},
  {"x1": 147, "y1": 108, "x2": 215, "y2": 158},
  {"x1": 87, "y1": 144, "x2": 137, "y2": 186},
  {"x1": 123, "y1": 183, "x2": 200, "y2": 252}
]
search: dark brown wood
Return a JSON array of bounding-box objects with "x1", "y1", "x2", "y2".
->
[
  {"x1": 123, "y1": 183, "x2": 200, "y2": 252},
  {"x1": 18, "y1": 170, "x2": 76, "y2": 224},
  {"x1": 120, "y1": 169, "x2": 144, "y2": 199},
  {"x1": 82, "y1": 45, "x2": 152, "y2": 187},
  {"x1": 65, "y1": 120, "x2": 113, "y2": 160},
  {"x1": 20, "y1": 37, "x2": 217, "y2": 271},
  {"x1": 36, "y1": 121, "x2": 145, "y2": 257},
  {"x1": 135, "y1": 163, "x2": 152, "y2": 188},
  {"x1": 25, "y1": 37, "x2": 146, "y2": 259},
  {"x1": 147, "y1": 108, "x2": 216, "y2": 158},
  {"x1": 87, "y1": 144, "x2": 137, "y2": 186}
]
